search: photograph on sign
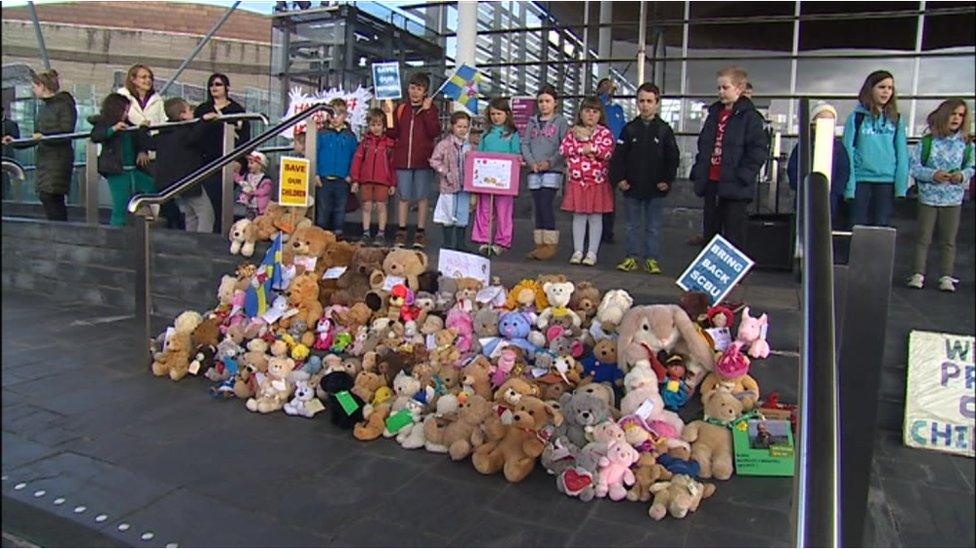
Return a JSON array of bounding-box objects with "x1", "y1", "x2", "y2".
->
[
  {"x1": 903, "y1": 330, "x2": 974, "y2": 457},
  {"x1": 675, "y1": 234, "x2": 755, "y2": 305},
  {"x1": 278, "y1": 156, "x2": 311, "y2": 207},
  {"x1": 371, "y1": 62, "x2": 402, "y2": 101},
  {"x1": 438, "y1": 249, "x2": 491, "y2": 286},
  {"x1": 463, "y1": 152, "x2": 521, "y2": 197}
]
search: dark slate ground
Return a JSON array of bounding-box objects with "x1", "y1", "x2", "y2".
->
[{"x1": 2, "y1": 207, "x2": 974, "y2": 547}]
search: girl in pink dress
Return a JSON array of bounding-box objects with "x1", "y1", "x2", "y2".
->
[{"x1": 560, "y1": 96, "x2": 615, "y2": 266}]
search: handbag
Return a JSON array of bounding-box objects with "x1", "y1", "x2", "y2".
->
[{"x1": 432, "y1": 192, "x2": 457, "y2": 224}]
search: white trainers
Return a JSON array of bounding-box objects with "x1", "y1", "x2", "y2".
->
[
  {"x1": 478, "y1": 244, "x2": 489, "y2": 254},
  {"x1": 939, "y1": 276, "x2": 958, "y2": 292},
  {"x1": 907, "y1": 273, "x2": 924, "y2": 289},
  {"x1": 569, "y1": 251, "x2": 583, "y2": 265},
  {"x1": 582, "y1": 252, "x2": 598, "y2": 266}
]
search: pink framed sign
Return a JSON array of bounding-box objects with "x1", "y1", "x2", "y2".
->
[{"x1": 463, "y1": 152, "x2": 521, "y2": 196}]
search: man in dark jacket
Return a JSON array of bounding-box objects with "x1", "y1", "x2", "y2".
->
[
  {"x1": 609, "y1": 83, "x2": 680, "y2": 275},
  {"x1": 690, "y1": 67, "x2": 768, "y2": 249}
]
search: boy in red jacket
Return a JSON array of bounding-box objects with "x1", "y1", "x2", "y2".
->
[
  {"x1": 350, "y1": 108, "x2": 397, "y2": 246},
  {"x1": 383, "y1": 72, "x2": 441, "y2": 249}
]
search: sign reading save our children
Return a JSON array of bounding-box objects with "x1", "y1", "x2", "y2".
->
[
  {"x1": 278, "y1": 156, "x2": 311, "y2": 207},
  {"x1": 676, "y1": 235, "x2": 754, "y2": 305},
  {"x1": 904, "y1": 330, "x2": 975, "y2": 457},
  {"x1": 371, "y1": 62, "x2": 402, "y2": 101}
]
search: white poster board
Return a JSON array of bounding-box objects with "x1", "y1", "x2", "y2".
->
[
  {"x1": 903, "y1": 330, "x2": 975, "y2": 457},
  {"x1": 437, "y1": 249, "x2": 490, "y2": 286}
]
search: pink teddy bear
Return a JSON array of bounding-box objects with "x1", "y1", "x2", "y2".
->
[
  {"x1": 736, "y1": 307, "x2": 771, "y2": 359},
  {"x1": 596, "y1": 440, "x2": 640, "y2": 500}
]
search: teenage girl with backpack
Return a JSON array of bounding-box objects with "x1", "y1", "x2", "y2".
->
[
  {"x1": 907, "y1": 99, "x2": 974, "y2": 293},
  {"x1": 842, "y1": 70, "x2": 909, "y2": 227}
]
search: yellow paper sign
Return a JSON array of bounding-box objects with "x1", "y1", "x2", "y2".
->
[
  {"x1": 306, "y1": 398, "x2": 326, "y2": 415},
  {"x1": 279, "y1": 156, "x2": 311, "y2": 207}
]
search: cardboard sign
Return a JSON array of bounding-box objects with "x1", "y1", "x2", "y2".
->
[
  {"x1": 511, "y1": 96, "x2": 537, "y2": 138},
  {"x1": 438, "y1": 249, "x2": 490, "y2": 286},
  {"x1": 322, "y1": 266, "x2": 347, "y2": 280},
  {"x1": 385, "y1": 409, "x2": 414, "y2": 434},
  {"x1": 382, "y1": 275, "x2": 406, "y2": 292},
  {"x1": 705, "y1": 327, "x2": 733, "y2": 351},
  {"x1": 676, "y1": 234, "x2": 754, "y2": 305},
  {"x1": 463, "y1": 152, "x2": 521, "y2": 197},
  {"x1": 278, "y1": 156, "x2": 311, "y2": 207},
  {"x1": 335, "y1": 390, "x2": 361, "y2": 416},
  {"x1": 371, "y1": 62, "x2": 402, "y2": 101},
  {"x1": 733, "y1": 419, "x2": 795, "y2": 476},
  {"x1": 904, "y1": 330, "x2": 975, "y2": 457}
]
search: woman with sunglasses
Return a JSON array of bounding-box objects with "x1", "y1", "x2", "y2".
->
[{"x1": 194, "y1": 73, "x2": 251, "y2": 233}]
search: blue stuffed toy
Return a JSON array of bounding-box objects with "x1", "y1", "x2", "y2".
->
[{"x1": 482, "y1": 311, "x2": 541, "y2": 359}]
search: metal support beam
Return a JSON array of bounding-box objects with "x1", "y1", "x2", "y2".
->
[
  {"x1": 220, "y1": 123, "x2": 236, "y2": 235},
  {"x1": 597, "y1": 1, "x2": 612, "y2": 79},
  {"x1": 582, "y1": 0, "x2": 591, "y2": 93},
  {"x1": 787, "y1": 1, "x2": 802, "y2": 132},
  {"x1": 84, "y1": 141, "x2": 99, "y2": 225},
  {"x1": 304, "y1": 117, "x2": 318, "y2": 222},
  {"x1": 26, "y1": 2, "x2": 51, "y2": 71},
  {"x1": 678, "y1": 0, "x2": 690, "y2": 132},
  {"x1": 637, "y1": 1, "x2": 647, "y2": 84},
  {"x1": 909, "y1": 1, "x2": 927, "y2": 137},
  {"x1": 133, "y1": 210, "x2": 154, "y2": 367},
  {"x1": 159, "y1": 1, "x2": 241, "y2": 96}
]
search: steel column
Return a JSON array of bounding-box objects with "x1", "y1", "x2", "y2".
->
[
  {"x1": 637, "y1": 1, "x2": 647, "y2": 85},
  {"x1": 26, "y1": 2, "x2": 51, "y2": 71},
  {"x1": 133, "y1": 211, "x2": 153, "y2": 366},
  {"x1": 85, "y1": 141, "x2": 99, "y2": 225},
  {"x1": 220, "y1": 123, "x2": 236, "y2": 235},
  {"x1": 160, "y1": 1, "x2": 241, "y2": 96},
  {"x1": 909, "y1": 1, "x2": 927, "y2": 137}
]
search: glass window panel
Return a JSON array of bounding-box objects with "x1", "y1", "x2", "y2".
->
[
  {"x1": 924, "y1": 2, "x2": 976, "y2": 50},
  {"x1": 795, "y1": 57, "x2": 916, "y2": 97},
  {"x1": 800, "y1": 2, "x2": 919, "y2": 51},
  {"x1": 915, "y1": 51, "x2": 976, "y2": 95}
]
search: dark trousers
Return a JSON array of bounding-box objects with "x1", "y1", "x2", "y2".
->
[
  {"x1": 703, "y1": 184, "x2": 749, "y2": 248},
  {"x1": 603, "y1": 189, "x2": 616, "y2": 238},
  {"x1": 850, "y1": 182, "x2": 894, "y2": 227},
  {"x1": 531, "y1": 188, "x2": 557, "y2": 230},
  {"x1": 39, "y1": 191, "x2": 68, "y2": 221},
  {"x1": 316, "y1": 178, "x2": 350, "y2": 235}
]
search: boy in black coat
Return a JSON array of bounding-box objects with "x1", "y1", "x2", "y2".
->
[
  {"x1": 690, "y1": 66, "x2": 769, "y2": 248},
  {"x1": 610, "y1": 83, "x2": 680, "y2": 274}
]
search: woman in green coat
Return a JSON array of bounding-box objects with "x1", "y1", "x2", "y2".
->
[{"x1": 89, "y1": 93, "x2": 154, "y2": 227}]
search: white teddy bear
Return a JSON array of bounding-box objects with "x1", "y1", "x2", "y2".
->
[
  {"x1": 229, "y1": 218, "x2": 256, "y2": 257},
  {"x1": 283, "y1": 380, "x2": 320, "y2": 418}
]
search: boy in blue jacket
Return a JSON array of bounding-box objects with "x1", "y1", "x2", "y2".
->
[
  {"x1": 315, "y1": 97, "x2": 359, "y2": 238},
  {"x1": 787, "y1": 102, "x2": 851, "y2": 229}
]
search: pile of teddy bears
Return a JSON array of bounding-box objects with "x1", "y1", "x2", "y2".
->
[{"x1": 150, "y1": 220, "x2": 775, "y2": 521}]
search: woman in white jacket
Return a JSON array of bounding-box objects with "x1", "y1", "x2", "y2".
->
[{"x1": 117, "y1": 64, "x2": 166, "y2": 127}]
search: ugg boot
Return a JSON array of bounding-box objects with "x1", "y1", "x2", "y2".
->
[
  {"x1": 535, "y1": 230, "x2": 559, "y2": 260},
  {"x1": 526, "y1": 229, "x2": 544, "y2": 260}
]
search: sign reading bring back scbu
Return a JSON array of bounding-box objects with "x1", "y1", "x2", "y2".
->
[{"x1": 676, "y1": 235, "x2": 754, "y2": 305}]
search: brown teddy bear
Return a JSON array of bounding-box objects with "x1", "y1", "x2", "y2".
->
[
  {"x1": 332, "y1": 246, "x2": 389, "y2": 306},
  {"x1": 492, "y1": 377, "x2": 540, "y2": 425},
  {"x1": 251, "y1": 202, "x2": 283, "y2": 241},
  {"x1": 536, "y1": 373, "x2": 573, "y2": 402},
  {"x1": 424, "y1": 393, "x2": 493, "y2": 460},
  {"x1": 240, "y1": 339, "x2": 270, "y2": 374},
  {"x1": 627, "y1": 453, "x2": 673, "y2": 502},
  {"x1": 504, "y1": 279, "x2": 548, "y2": 312},
  {"x1": 648, "y1": 474, "x2": 716, "y2": 521},
  {"x1": 536, "y1": 273, "x2": 568, "y2": 287},
  {"x1": 191, "y1": 317, "x2": 221, "y2": 348},
  {"x1": 151, "y1": 331, "x2": 192, "y2": 381},
  {"x1": 233, "y1": 364, "x2": 259, "y2": 399},
  {"x1": 352, "y1": 371, "x2": 387, "y2": 403},
  {"x1": 283, "y1": 225, "x2": 336, "y2": 269},
  {"x1": 372, "y1": 249, "x2": 429, "y2": 292},
  {"x1": 460, "y1": 355, "x2": 493, "y2": 400},
  {"x1": 279, "y1": 273, "x2": 322, "y2": 347},
  {"x1": 430, "y1": 328, "x2": 460, "y2": 368},
  {"x1": 245, "y1": 356, "x2": 296, "y2": 414},
  {"x1": 335, "y1": 302, "x2": 373, "y2": 334},
  {"x1": 274, "y1": 205, "x2": 312, "y2": 242},
  {"x1": 569, "y1": 281, "x2": 601, "y2": 325},
  {"x1": 318, "y1": 241, "x2": 357, "y2": 306},
  {"x1": 681, "y1": 389, "x2": 742, "y2": 480},
  {"x1": 354, "y1": 399, "x2": 392, "y2": 441},
  {"x1": 472, "y1": 396, "x2": 564, "y2": 483}
]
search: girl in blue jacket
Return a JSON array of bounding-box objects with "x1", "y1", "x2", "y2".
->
[{"x1": 842, "y1": 70, "x2": 909, "y2": 227}]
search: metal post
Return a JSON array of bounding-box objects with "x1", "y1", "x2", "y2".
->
[
  {"x1": 787, "y1": 1, "x2": 801, "y2": 132},
  {"x1": 456, "y1": 0, "x2": 478, "y2": 68},
  {"x1": 272, "y1": 23, "x2": 292, "y2": 119},
  {"x1": 678, "y1": 0, "x2": 689, "y2": 132},
  {"x1": 598, "y1": 1, "x2": 612, "y2": 80},
  {"x1": 220, "y1": 123, "x2": 236, "y2": 235},
  {"x1": 133, "y1": 211, "x2": 153, "y2": 365},
  {"x1": 517, "y1": 2, "x2": 527, "y2": 95},
  {"x1": 304, "y1": 119, "x2": 318, "y2": 222},
  {"x1": 85, "y1": 141, "x2": 99, "y2": 225},
  {"x1": 637, "y1": 1, "x2": 647, "y2": 84},
  {"x1": 159, "y1": 1, "x2": 241, "y2": 96},
  {"x1": 26, "y1": 2, "x2": 51, "y2": 71},
  {"x1": 582, "y1": 0, "x2": 591, "y2": 93},
  {"x1": 909, "y1": 1, "x2": 926, "y2": 137}
]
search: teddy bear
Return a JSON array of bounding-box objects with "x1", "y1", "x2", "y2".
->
[
  {"x1": 554, "y1": 391, "x2": 612, "y2": 448},
  {"x1": 331, "y1": 246, "x2": 389, "y2": 306},
  {"x1": 573, "y1": 382, "x2": 620, "y2": 420},
  {"x1": 319, "y1": 371, "x2": 365, "y2": 429},
  {"x1": 460, "y1": 355, "x2": 493, "y2": 400},
  {"x1": 550, "y1": 355, "x2": 584, "y2": 387},
  {"x1": 394, "y1": 398, "x2": 429, "y2": 450},
  {"x1": 451, "y1": 277, "x2": 483, "y2": 312},
  {"x1": 423, "y1": 393, "x2": 493, "y2": 459},
  {"x1": 491, "y1": 377, "x2": 539, "y2": 422},
  {"x1": 483, "y1": 311, "x2": 542, "y2": 360},
  {"x1": 536, "y1": 373, "x2": 573, "y2": 402},
  {"x1": 569, "y1": 281, "x2": 601, "y2": 326},
  {"x1": 370, "y1": 249, "x2": 429, "y2": 293},
  {"x1": 275, "y1": 204, "x2": 313, "y2": 242},
  {"x1": 736, "y1": 307, "x2": 771, "y2": 359},
  {"x1": 700, "y1": 341, "x2": 760, "y2": 410},
  {"x1": 580, "y1": 339, "x2": 623, "y2": 390},
  {"x1": 678, "y1": 291, "x2": 712, "y2": 328},
  {"x1": 283, "y1": 225, "x2": 336, "y2": 270},
  {"x1": 627, "y1": 453, "x2": 674, "y2": 502},
  {"x1": 317, "y1": 240, "x2": 357, "y2": 306},
  {"x1": 335, "y1": 302, "x2": 372, "y2": 335},
  {"x1": 351, "y1": 370, "x2": 387, "y2": 403},
  {"x1": 472, "y1": 396, "x2": 564, "y2": 483},
  {"x1": 536, "y1": 273, "x2": 568, "y2": 287},
  {"x1": 681, "y1": 388, "x2": 742, "y2": 480},
  {"x1": 587, "y1": 289, "x2": 634, "y2": 341},
  {"x1": 504, "y1": 279, "x2": 548, "y2": 313},
  {"x1": 595, "y1": 440, "x2": 640, "y2": 500},
  {"x1": 619, "y1": 365, "x2": 689, "y2": 454},
  {"x1": 536, "y1": 281, "x2": 581, "y2": 330},
  {"x1": 277, "y1": 273, "x2": 322, "y2": 347},
  {"x1": 353, "y1": 399, "x2": 392, "y2": 441},
  {"x1": 229, "y1": 218, "x2": 258, "y2": 257},
  {"x1": 240, "y1": 338, "x2": 270, "y2": 373},
  {"x1": 231, "y1": 363, "x2": 260, "y2": 399},
  {"x1": 246, "y1": 356, "x2": 296, "y2": 414},
  {"x1": 648, "y1": 474, "x2": 716, "y2": 521},
  {"x1": 151, "y1": 331, "x2": 192, "y2": 381},
  {"x1": 472, "y1": 306, "x2": 499, "y2": 339},
  {"x1": 251, "y1": 202, "x2": 282, "y2": 241},
  {"x1": 383, "y1": 370, "x2": 423, "y2": 436},
  {"x1": 283, "y1": 379, "x2": 322, "y2": 418}
]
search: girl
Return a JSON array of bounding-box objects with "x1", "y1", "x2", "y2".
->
[
  {"x1": 430, "y1": 110, "x2": 473, "y2": 251},
  {"x1": 350, "y1": 108, "x2": 397, "y2": 246},
  {"x1": 521, "y1": 84, "x2": 569, "y2": 261},
  {"x1": 907, "y1": 99, "x2": 974, "y2": 293},
  {"x1": 559, "y1": 96, "x2": 615, "y2": 266},
  {"x1": 472, "y1": 98, "x2": 521, "y2": 256},
  {"x1": 89, "y1": 93, "x2": 154, "y2": 227},
  {"x1": 235, "y1": 151, "x2": 273, "y2": 220},
  {"x1": 842, "y1": 70, "x2": 909, "y2": 227}
]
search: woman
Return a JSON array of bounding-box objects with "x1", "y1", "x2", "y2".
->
[
  {"x1": 117, "y1": 64, "x2": 166, "y2": 127},
  {"x1": 3, "y1": 69, "x2": 77, "y2": 221},
  {"x1": 194, "y1": 73, "x2": 251, "y2": 233}
]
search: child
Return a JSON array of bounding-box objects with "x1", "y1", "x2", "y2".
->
[
  {"x1": 151, "y1": 97, "x2": 217, "y2": 232},
  {"x1": 383, "y1": 72, "x2": 441, "y2": 249},
  {"x1": 907, "y1": 99, "x2": 974, "y2": 293},
  {"x1": 842, "y1": 70, "x2": 909, "y2": 227},
  {"x1": 690, "y1": 66, "x2": 769, "y2": 248},
  {"x1": 786, "y1": 102, "x2": 851, "y2": 229},
  {"x1": 236, "y1": 151, "x2": 273, "y2": 220},
  {"x1": 473, "y1": 97, "x2": 521, "y2": 256},
  {"x1": 350, "y1": 108, "x2": 397, "y2": 246},
  {"x1": 559, "y1": 96, "x2": 615, "y2": 266},
  {"x1": 521, "y1": 84, "x2": 570, "y2": 261},
  {"x1": 610, "y1": 83, "x2": 679, "y2": 275},
  {"x1": 89, "y1": 92, "x2": 154, "y2": 227},
  {"x1": 430, "y1": 111, "x2": 473, "y2": 251},
  {"x1": 315, "y1": 97, "x2": 358, "y2": 239}
]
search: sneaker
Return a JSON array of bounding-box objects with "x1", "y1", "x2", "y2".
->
[
  {"x1": 491, "y1": 245, "x2": 504, "y2": 256},
  {"x1": 907, "y1": 273, "x2": 924, "y2": 289},
  {"x1": 617, "y1": 257, "x2": 639, "y2": 272},
  {"x1": 361, "y1": 231, "x2": 373, "y2": 247},
  {"x1": 582, "y1": 252, "x2": 597, "y2": 266},
  {"x1": 413, "y1": 230, "x2": 426, "y2": 249},
  {"x1": 478, "y1": 244, "x2": 490, "y2": 254},
  {"x1": 644, "y1": 258, "x2": 662, "y2": 275},
  {"x1": 569, "y1": 251, "x2": 583, "y2": 265},
  {"x1": 374, "y1": 231, "x2": 385, "y2": 246},
  {"x1": 394, "y1": 228, "x2": 407, "y2": 248},
  {"x1": 938, "y1": 276, "x2": 958, "y2": 292}
]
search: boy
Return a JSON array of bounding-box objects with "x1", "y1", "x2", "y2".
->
[
  {"x1": 151, "y1": 97, "x2": 216, "y2": 232},
  {"x1": 315, "y1": 97, "x2": 358, "y2": 239},
  {"x1": 383, "y1": 72, "x2": 441, "y2": 248},
  {"x1": 610, "y1": 83, "x2": 679, "y2": 275},
  {"x1": 350, "y1": 108, "x2": 397, "y2": 245},
  {"x1": 690, "y1": 66, "x2": 768, "y2": 249}
]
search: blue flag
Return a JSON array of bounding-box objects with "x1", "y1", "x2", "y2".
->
[
  {"x1": 244, "y1": 234, "x2": 283, "y2": 318},
  {"x1": 438, "y1": 64, "x2": 482, "y2": 115}
]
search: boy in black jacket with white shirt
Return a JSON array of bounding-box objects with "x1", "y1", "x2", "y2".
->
[{"x1": 610, "y1": 83, "x2": 680, "y2": 275}]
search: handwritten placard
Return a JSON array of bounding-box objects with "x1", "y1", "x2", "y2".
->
[
  {"x1": 438, "y1": 249, "x2": 490, "y2": 286},
  {"x1": 463, "y1": 152, "x2": 521, "y2": 197}
]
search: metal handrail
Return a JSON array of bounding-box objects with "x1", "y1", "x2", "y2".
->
[
  {"x1": 5, "y1": 112, "x2": 270, "y2": 146},
  {"x1": 2, "y1": 158, "x2": 27, "y2": 181},
  {"x1": 128, "y1": 104, "x2": 333, "y2": 213}
]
